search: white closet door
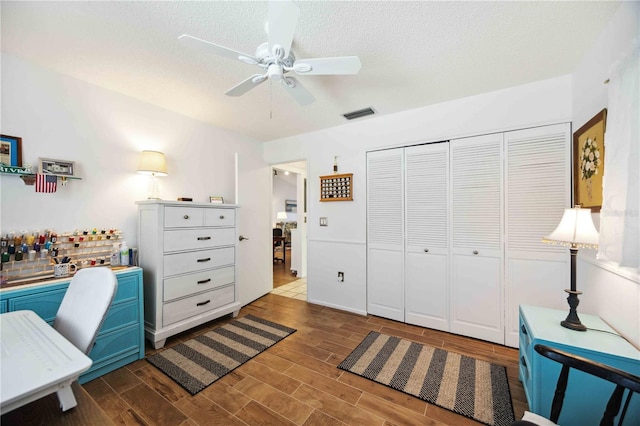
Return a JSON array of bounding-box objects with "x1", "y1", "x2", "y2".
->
[
  {"x1": 504, "y1": 123, "x2": 570, "y2": 347},
  {"x1": 404, "y1": 143, "x2": 450, "y2": 331},
  {"x1": 450, "y1": 133, "x2": 504, "y2": 344},
  {"x1": 367, "y1": 149, "x2": 404, "y2": 321}
]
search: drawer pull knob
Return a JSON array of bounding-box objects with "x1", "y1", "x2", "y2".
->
[
  {"x1": 521, "y1": 324, "x2": 528, "y2": 335},
  {"x1": 219, "y1": 215, "x2": 225, "y2": 219},
  {"x1": 183, "y1": 215, "x2": 189, "y2": 219},
  {"x1": 196, "y1": 300, "x2": 211, "y2": 307},
  {"x1": 197, "y1": 258, "x2": 211, "y2": 263},
  {"x1": 473, "y1": 250, "x2": 479, "y2": 255},
  {"x1": 197, "y1": 236, "x2": 211, "y2": 241},
  {"x1": 197, "y1": 278, "x2": 211, "y2": 284},
  {"x1": 424, "y1": 248, "x2": 429, "y2": 253}
]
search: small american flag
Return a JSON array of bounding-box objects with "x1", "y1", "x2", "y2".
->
[{"x1": 35, "y1": 173, "x2": 57, "y2": 193}]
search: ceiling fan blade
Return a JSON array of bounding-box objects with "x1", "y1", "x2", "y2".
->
[
  {"x1": 293, "y1": 56, "x2": 362, "y2": 75},
  {"x1": 268, "y1": 0, "x2": 300, "y2": 59},
  {"x1": 281, "y1": 77, "x2": 315, "y2": 106},
  {"x1": 179, "y1": 34, "x2": 258, "y2": 63},
  {"x1": 225, "y1": 74, "x2": 267, "y2": 97}
]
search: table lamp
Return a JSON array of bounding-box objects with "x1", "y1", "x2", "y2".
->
[
  {"x1": 137, "y1": 151, "x2": 168, "y2": 199},
  {"x1": 277, "y1": 211, "x2": 288, "y2": 232},
  {"x1": 543, "y1": 206, "x2": 599, "y2": 331}
]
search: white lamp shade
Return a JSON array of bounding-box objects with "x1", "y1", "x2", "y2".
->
[
  {"x1": 543, "y1": 207, "x2": 599, "y2": 248},
  {"x1": 137, "y1": 151, "x2": 167, "y2": 176},
  {"x1": 276, "y1": 211, "x2": 288, "y2": 220}
]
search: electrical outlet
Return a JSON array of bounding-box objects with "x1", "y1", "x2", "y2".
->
[
  {"x1": 320, "y1": 217, "x2": 328, "y2": 226},
  {"x1": 337, "y1": 271, "x2": 344, "y2": 282}
]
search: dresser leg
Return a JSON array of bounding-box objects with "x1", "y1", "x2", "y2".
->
[
  {"x1": 232, "y1": 310, "x2": 240, "y2": 318},
  {"x1": 153, "y1": 338, "x2": 167, "y2": 349}
]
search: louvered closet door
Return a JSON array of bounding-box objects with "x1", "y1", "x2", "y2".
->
[
  {"x1": 404, "y1": 143, "x2": 450, "y2": 331},
  {"x1": 504, "y1": 123, "x2": 570, "y2": 347},
  {"x1": 450, "y1": 133, "x2": 504, "y2": 344},
  {"x1": 367, "y1": 149, "x2": 404, "y2": 321}
]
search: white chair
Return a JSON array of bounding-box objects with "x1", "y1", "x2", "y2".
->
[{"x1": 52, "y1": 267, "x2": 118, "y2": 409}]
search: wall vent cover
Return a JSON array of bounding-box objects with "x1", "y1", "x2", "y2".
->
[{"x1": 343, "y1": 107, "x2": 375, "y2": 120}]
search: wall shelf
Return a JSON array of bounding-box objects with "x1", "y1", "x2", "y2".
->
[{"x1": 0, "y1": 167, "x2": 81, "y2": 186}]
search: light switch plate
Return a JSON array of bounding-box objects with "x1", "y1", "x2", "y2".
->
[{"x1": 320, "y1": 217, "x2": 328, "y2": 226}]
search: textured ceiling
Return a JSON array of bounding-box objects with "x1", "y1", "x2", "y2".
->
[{"x1": 1, "y1": 1, "x2": 621, "y2": 142}]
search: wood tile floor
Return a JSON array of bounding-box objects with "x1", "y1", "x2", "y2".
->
[
  {"x1": 83, "y1": 294, "x2": 528, "y2": 425},
  {"x1": 273, "y1": 248, "x2": 299, "y2": 288}
]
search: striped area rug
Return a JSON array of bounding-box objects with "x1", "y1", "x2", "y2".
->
[
  {"x1": 338, "y1": 331, "x2": 515, "y2": 426},
  {"x1": 147, "y1": 315, "x2": 296, "y2": 395}
]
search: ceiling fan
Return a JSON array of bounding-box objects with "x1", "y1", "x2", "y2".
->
[{"x1": 179, "y1": 0, "x2": 361, "y2": 106}]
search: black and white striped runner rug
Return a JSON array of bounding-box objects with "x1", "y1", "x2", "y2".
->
[
  {"x1": 147, "y1": 315, "x2": 296, "y2": 395},
  {"x1": 338, "y1": 331, "x2": 515, "y2": 426}
]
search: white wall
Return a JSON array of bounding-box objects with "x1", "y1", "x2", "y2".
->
[
  {"x1": 264, "y1": 75, "x2": 572, "y2": 315},
  {"x1": 0, "y1": 53, "x2": 265, "y2": 253},
  {"x1": 571, "y1": 1, "x2": 640, "y2": 347},
  {"x1": 272, "y1": 171, "x2": 298, "y2": 225}
]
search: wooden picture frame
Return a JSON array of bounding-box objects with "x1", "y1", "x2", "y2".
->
[
  {"x1": 320, "y1": 173, "x2": 353, "y2": 202},
  {"x1": 0, "y1": 135, "x2": 23, "y2": 167},
  {"x1": 209, "y1": 196, "x2": 224, "y2": 204},
  {"x1": 39, "y1": 158, "x2": 75, "y2": 176},
  {"x1": 573, "y1": 109, "x2": 607, "y2": 212}
]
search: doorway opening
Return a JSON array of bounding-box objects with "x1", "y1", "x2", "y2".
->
[{"x1": 271, "y1": 161, "x2": 307, "y2": 299}]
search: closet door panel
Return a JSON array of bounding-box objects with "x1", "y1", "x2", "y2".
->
[
  {"x1": 367, "y1": 149, "x2": 404, "y2": 321},
  {"x1": 404, "y1": 143, "x2": 450, "y2": 330},
  {"x1": 504, "y1": 123, "x2": 571, "y2": 347},
  {"x1": 450, "y1": 134, "x2": 504, "y2": 344},
  {"x1": 405, "y1": 251, "x2": 448, "y2": 329}
]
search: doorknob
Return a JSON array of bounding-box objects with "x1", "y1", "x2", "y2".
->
[{"x1": 239, "y1": 235, "x2": 249, "y2": 241}]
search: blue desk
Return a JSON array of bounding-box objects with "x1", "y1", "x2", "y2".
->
[{"x1": 519, "y1": 305, "x2": 640, "y2": 425}]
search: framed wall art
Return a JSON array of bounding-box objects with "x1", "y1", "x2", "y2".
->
[
  {"x1": 0, "y1": 135, "x2": 23, "y2": 167},
  {"x1": 209, "y1": 196, "x2": 224, "y2": 204},
  {"x1": 285, "y1": 199, "x2": 297, "y2": 212},
  {"x1": 39, "y1": 158, "x2": 76, "y2": 176},
  {"x1": 573, "y1": 108, "x2": 606, "y2": 212}
]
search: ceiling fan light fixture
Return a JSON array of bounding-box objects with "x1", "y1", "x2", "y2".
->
[
  {"x1": 268, "y1": 63, "x2": 283, "y2": 81},
  {"x1": 343, "y1": 107, "x2": 376, "y2": 120}
]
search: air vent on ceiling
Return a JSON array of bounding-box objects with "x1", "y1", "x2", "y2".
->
[{"x1": 342, "y1": 107, "x2": 375, "y2": 120}]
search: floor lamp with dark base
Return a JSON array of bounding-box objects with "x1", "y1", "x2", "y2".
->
[{"x1": 543, "y1": 207, "x2": 599, "y2": 332}]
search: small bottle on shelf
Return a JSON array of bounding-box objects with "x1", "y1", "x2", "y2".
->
[
  {"x1": 120, "y1": 241, "x2": 129, "y2": 266},
  {"x1": 110, "y1": 243, "x2": 120, "y2": 266}
]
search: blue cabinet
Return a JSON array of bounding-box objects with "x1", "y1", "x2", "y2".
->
[
  {"x1": 519, "y1": 305, "x2": 640, "y2": 425},
  {"x1": 0, "y1": 267, "x2": 145, "y2": 384}
]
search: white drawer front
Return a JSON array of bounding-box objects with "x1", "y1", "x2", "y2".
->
[
  {"x1": 164, "y1": 228, "x2": 235, "y2": 252},
  {"x1": 163, "y1": 285, "x2": 235, "y2": 327},
  {"x1": 163, "y1": 266, "x2": 235, "y2": 301},
  {"x1": 204, "y1": 208, "x2": 236, "y2": 227},
  {"x1": 164, "y1": 247, "x2": 235, "y2": 277},
  {"x1": 164, "y1": 207, "x2": 204, "y2": 228}
]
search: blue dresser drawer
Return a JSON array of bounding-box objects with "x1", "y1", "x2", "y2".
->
[
  {"x1": 113, "y1": 273, "x2": 139, "y2": 304},
  {"x1": 89, "y1": 323, "x2": 140, "y2": 366},
  {"x1": 100, "y1": 300, "x2": 139, "y2": 334},
  {"x1": 8, "y1": 288, "x2": 67, "y2": 323},
  {"x1": 0, "y1": 300, "x2": 7, "y2": 313}
]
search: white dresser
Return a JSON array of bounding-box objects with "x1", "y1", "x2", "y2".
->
[{"x1": 136, "y1": 200, "x2": 240, "y2": 349}]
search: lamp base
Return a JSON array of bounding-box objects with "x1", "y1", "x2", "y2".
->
[{"x1": 561, "y1": 289, "x2": 587, "y2": 332}]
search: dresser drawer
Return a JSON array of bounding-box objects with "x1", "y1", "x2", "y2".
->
[
  {"x1": 163, "y1": 247, "x2": 235, "y2": 277},
  {"x1": 100, "y1": 300, "x2": 139, "y2": 334},
  {"x1": 163, "y1": 266, "x2": 235, "y2": 301},
  {"x1": 204, "y1": 208, "x2": 235, "y2": 227},
  {"x1": 162, "y1": 285, "x2": 235, "y2": 326},
  {"x1": 164, "y1": 206, "x2": 204, "y2": 228},
  {"x1": 164, "y1": 228, "x2": 235, "y2": 252}
]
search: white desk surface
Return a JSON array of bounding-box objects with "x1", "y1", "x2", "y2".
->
[{"x1": 0, "y1": 310, "x2": 92, "y2": 413}]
